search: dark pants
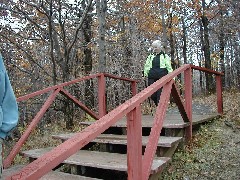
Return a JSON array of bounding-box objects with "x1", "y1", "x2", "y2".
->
[{"x1": 148, "y1": 78, "x2": 163, "y2": 106}]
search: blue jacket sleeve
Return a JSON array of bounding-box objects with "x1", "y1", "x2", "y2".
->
[{"x1": 0, "y1": 55, "x2": 18, "y2": 139}]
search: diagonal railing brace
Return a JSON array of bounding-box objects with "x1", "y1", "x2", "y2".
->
[
  {"x1": 142, "y1": 80, "x2": 174, "y2": 180},
  {"x1": 3, "y1": 88, "x2": 61, "y2": 169}
]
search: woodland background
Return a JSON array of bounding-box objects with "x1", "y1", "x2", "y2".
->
[{"x1": 0, "y1": 0, "x2": 239, "y2": 129}]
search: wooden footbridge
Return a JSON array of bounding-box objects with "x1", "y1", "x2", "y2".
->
[{"x1": 3, "y1": 64, "x2": 223, "y2": 180}]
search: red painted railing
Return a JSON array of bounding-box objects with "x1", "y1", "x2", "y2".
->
[
  {"x1": 5, "y1": 65, "x2": 223, "y2": 180},
  {"x1": 4, "y1": 73, "x2": 137, "y2": 169}
]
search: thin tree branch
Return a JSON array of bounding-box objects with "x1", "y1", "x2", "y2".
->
[
  {"x1": 0, "y1": 33, "x2": 53, "y2": 78},
  {"x1": 67, "y1": 0, "x2": 93, "y2": 54}
]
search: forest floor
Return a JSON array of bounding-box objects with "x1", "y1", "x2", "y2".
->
[{"x1": 160, "y1": 90, "x2": 240, "y2": 180}]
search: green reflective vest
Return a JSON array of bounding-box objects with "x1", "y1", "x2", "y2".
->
[{"x1": 144, "y1": 53, "x2": 173, "y2": 77}]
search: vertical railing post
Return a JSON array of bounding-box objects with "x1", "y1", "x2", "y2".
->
[
  {"x1": 98, "y1": 74, "x2": 106, "y2": 118},
  {"x1": 131, "y1": 81, "x2": 137, "y2": 96},
  {"x1": 127, "y1": 105, "x2": 142, "y2": 180},
  {"x1": 216, "y1": 75, "x2": 223, "y2": 114},
  {"x1": 184, "y1": 67, "x2": 192, "y2": 141}
]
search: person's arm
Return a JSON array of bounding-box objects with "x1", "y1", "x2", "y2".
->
[
  {"x1": 144, "y1": 54, "x2": 153, "y2": 77},
  {"x1": 0, "y1": 55, "x2": 18, "y2": 139},
  {"x1": 164, "y1": 54, "x2": 173, "y2": 73}
]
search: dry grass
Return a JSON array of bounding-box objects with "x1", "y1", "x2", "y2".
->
[{"x1": 160, "y1": 89, "x2": 240, "y2": 179}]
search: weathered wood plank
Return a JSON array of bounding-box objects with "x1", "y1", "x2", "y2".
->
[
  {"x1": 21, "y1": 148, "x2": 170, "y2": 174},
  {"x1": 3, "y1": 165, "x2": 101, "y2": 180},
  {"x1": 52, "y1": 134, "x2": 182, "y2": 148},
  {"x1": 81, "y1": 113, "x2": 219, "y2": 128}
]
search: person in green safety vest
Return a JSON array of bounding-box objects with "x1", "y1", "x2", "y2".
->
[{"x1": 143, "y1": 40, "x2": 173, "y2": 106}]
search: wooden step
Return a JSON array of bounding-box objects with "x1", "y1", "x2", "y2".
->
[
  {"x1": 80, "y1": 113, "x2": 219, "y2": 128},
  {"x1": 80, "y1": 114, "x2": 189, "y2": 129},
  {"x1": 80, "y1": 113, "x2": 219, "y2": 137},
  {"x1": 3, "y1": 165, "x2": 101, "y2": 180},
  {"x1": 52, "y1": 133, "x2": 182, "y2": 148},
  {"x1": 52, "y1": 134, "x2": 182, "y2": 157},
  {"x1": 21, "y1": 148, "x2": 171, "y2": 178}
]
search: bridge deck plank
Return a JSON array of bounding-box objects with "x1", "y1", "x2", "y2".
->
[{"x1": 81, "y1": 113, "x2": 220, "y2": 128}]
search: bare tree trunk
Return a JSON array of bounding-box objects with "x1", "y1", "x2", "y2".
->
[
  {"x1": 169, "y1": 12, "x2": 176, "y2": 69},
  {"x1": 225, "y1": 49, "x2": 231, "y2": 89},
  {"x1": 181, "y1": 10, "x2": 187, "y2": 64},
  {"x1": 217, "y1": 0, "x2": 226, "y2": 88},
  {"x1": 118, "y1": 3, "x2": 132, "y2": 78},
  {"x1": 96, "y1": 0, "x2": 107, "y2": 73},
  {"x1": 234, "y1": 36, "x2": 240, "y2": 89},
  {"x1": 82, "y1": 4, "x2": 94, "y2": 109},
  {"x1": 198, "y1": 52, "x2": 204, "y2": 93},
  {"x1": 160, "y1": 0, "x2": 168, "y2": 52},
  {"x1": 175, "y1": 38, "x2": 180, "y2": 69},
  {"x1": 48, "y1": 0, "x2": 57, "y2": 85},
  {"x1": 229, "y1": 39, "x2": 234, "y2": 88},
  {"x1": 201, "y1": 0, "x2": 214, "y2": 92},
  {"x1": 129, "y1": 17, "x2": 141, "y2": 79}
]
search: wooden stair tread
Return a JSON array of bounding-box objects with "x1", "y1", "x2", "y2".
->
[
  {"x1": 52, "y1": 133, "x2": 182, "y2": 147},
  {"x1": 3, "y1": 165, "x2": 101, "y2": 180},
  {"x1": 21, "y1": 148, "x2": 171, "y2": 174},
  {"x1": 81, "y1": 113, "x2": 219, "y2": 128}
]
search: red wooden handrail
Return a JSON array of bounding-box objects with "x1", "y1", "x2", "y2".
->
[
  {"x1": 190, "y1": 65, "x2": 224, "y2": 75},
  {"x1": 16, "y1": 73, "x2": 137, "y2": 102},
  {"x1": 190, "y1": 65, "x2": 224, "y2": 114},
  {"x1": 4, "y1": 73, "x2": 137, "y2": 169},
  {"x1": 16, "y1": 74, "x2": 101, "y2": 102},
  {"x1": 6, "y1": 65, "x2": 223, "y2": 180}
]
